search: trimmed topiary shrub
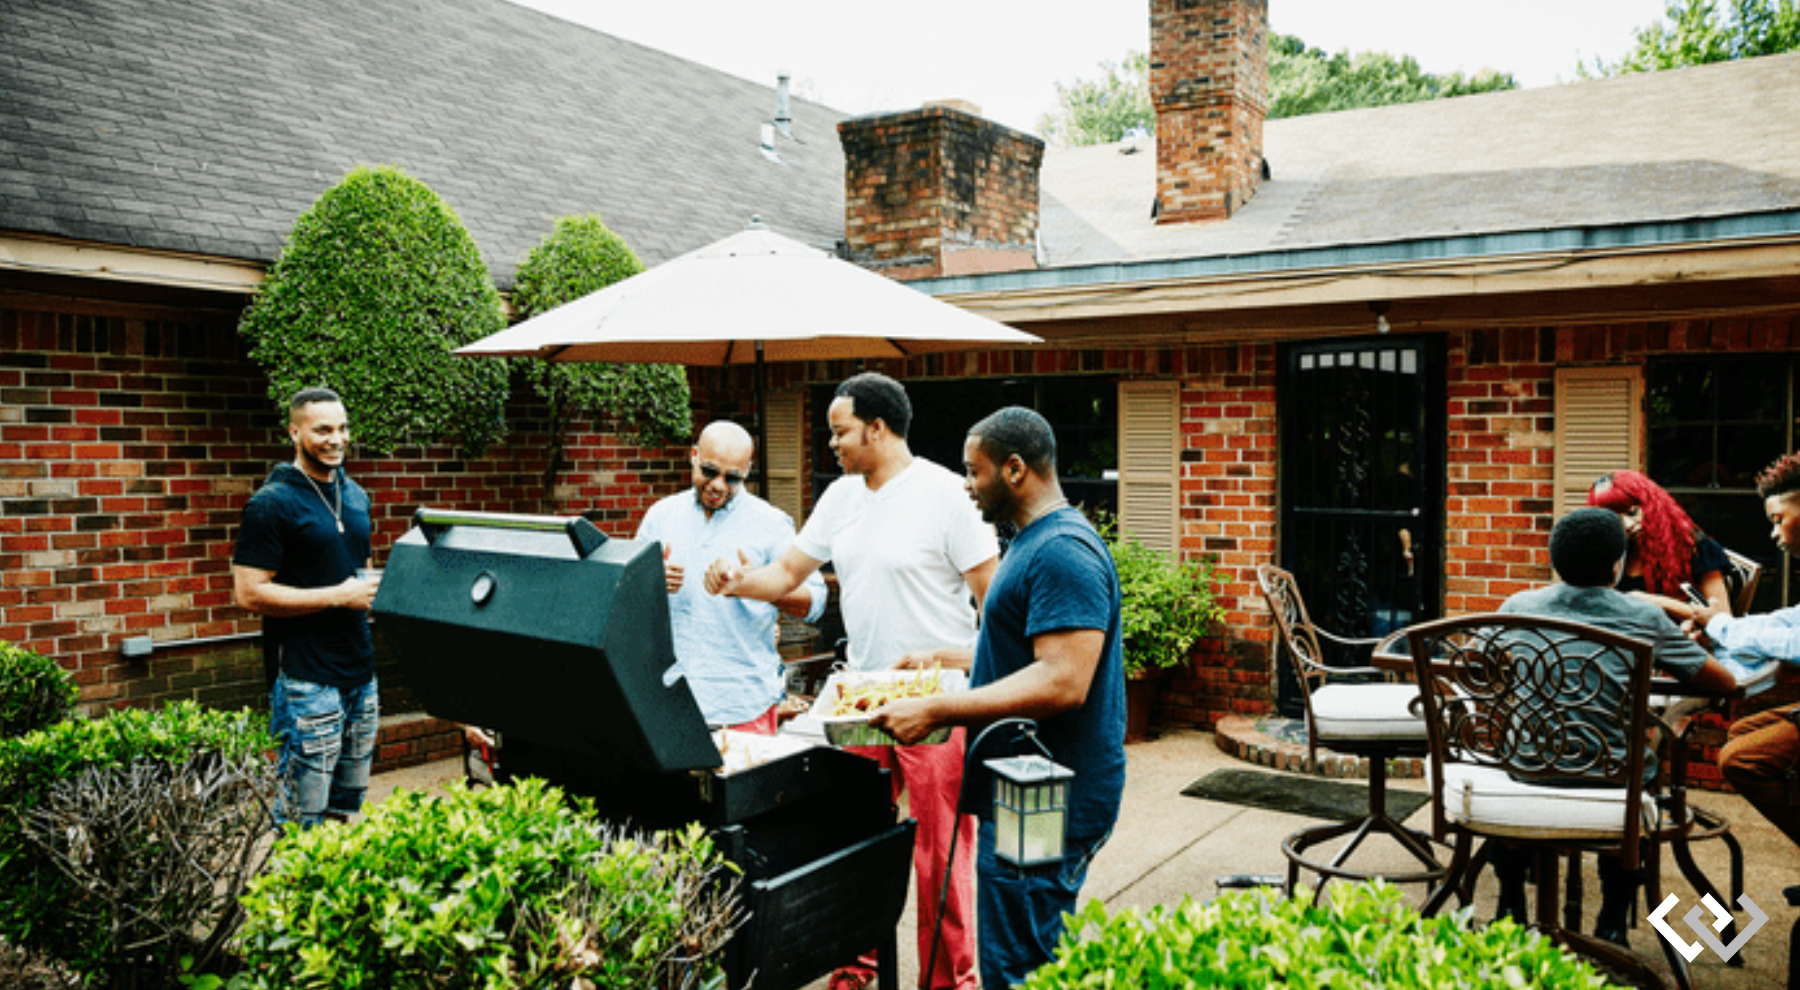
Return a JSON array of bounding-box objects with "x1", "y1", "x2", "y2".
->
[
  {"x1": 0, "y1": 701, "x2": 277, "y2": 986},
  {"x1": 225, "y1": 778, "x2": 742, "y2": 990},
  {"x1": 239, "y1": 163, "x2": 511, "y2": 456},
  {"x1": 1023, "y1": 881, "x2": 1629, "y2": 989},
  {"x1": 512, "y1": 214, "x2": 691, "y2": 502},
  {"x1": 0, "y1": 642, "x2": 77, "y2": 739}
]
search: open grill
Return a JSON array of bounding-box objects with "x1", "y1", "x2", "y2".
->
[{"x1": 373, "y1": 509, "x2": 914, "y2": 990}]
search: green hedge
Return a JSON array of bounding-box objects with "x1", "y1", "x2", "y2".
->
[
  {"x1": 0, "y1": 641, "x2": 77, "y2": 739},
  {"x1": 1023, "y1": 881, "x2": 1628, "y2": 989},
  {"x1": 225, "y1": 778, "x2": 742, "y2": 990},
  {"x1": 0, "y1": 702, "x2": 275, "y2": 981}
]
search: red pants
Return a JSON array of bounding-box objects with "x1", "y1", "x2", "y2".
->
[
  {"x1": 1719, "y1": 702, "x2": 1800, "y2": 849},
  {"x1": 727, "y1": 704, "x2": 779, "y2": 736},
  {"x1": 843, "y1": 731, "x2": 977, "y2": 990}
]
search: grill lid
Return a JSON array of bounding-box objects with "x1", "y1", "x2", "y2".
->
[{"x1": 374, "y1": 509, "x2": 720, "y2": 774}]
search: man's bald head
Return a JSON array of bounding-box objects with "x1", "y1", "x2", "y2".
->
[{"x1": 691, "y1": 421, "x2": 754, "y2": 513}]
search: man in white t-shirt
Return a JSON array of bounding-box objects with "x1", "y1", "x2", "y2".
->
[{"x1": 705, "y1": 372, "x2": 997, "y2": 990}]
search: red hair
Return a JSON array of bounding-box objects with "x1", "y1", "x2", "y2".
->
[{"x1": 1586, "y1": 470, "x2": 1697, "y2": 597}]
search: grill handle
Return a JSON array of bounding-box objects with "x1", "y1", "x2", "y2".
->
[{"x1": 411, "y1": 508, "x2": 608, "y2": 559}]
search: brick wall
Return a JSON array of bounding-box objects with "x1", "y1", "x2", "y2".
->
[
  {"x1": 1149, "y1": 0, "x2": 1269, "y2": 223},
  {"x1": 1444, "y1": 326, "x2": 1559, "y2": 611},
  {"x1": 0, "y1": 293, "x2": 701, "y2": 770},
  {"x1": 839, "y1": 104, "x2": 1043, "y2": 280},
  {"x1": 8, "y1": 293, "x2": 1795, "y2": 787}
]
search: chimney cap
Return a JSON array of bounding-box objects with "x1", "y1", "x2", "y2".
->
[{"x1": 923, "y1": 98, "x2": 983, "y2": 117}]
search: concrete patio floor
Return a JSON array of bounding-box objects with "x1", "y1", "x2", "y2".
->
[{"x1": 370, "y1": 728, "x2": 1797, "y2": 990}]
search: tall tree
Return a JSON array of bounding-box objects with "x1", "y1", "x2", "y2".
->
[
  {"x1": 1036, "y1": 38, "x2": 1517, "y2": 145},
  {"x1": 1584, "y1": 0, "x2": 1800, "y2": 75},
  {"x1": 1037, "y1": 51, "x2": 1153, "y2": 146},
  {"x1": 1268, "y1": 35, "x2": 1516, "y2": 119},
  {"x1": 510, "y1": 214, "x2": 692, "y2": 505},
  {"x1": 240, "y1": 164, "x2": 510, "y2": 456}
]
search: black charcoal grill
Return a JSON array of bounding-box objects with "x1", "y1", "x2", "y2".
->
[{"x1": 373, "y1": 509, "x2": 914, "y2": 990}]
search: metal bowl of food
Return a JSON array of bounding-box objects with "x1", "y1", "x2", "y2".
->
[{"x1": 813, "y1": 668, "x2": 967, "y2": 747}]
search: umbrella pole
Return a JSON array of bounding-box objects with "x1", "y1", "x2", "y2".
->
[{"x1": 753, "y1": 340, "x2": 767, "y2": 499}]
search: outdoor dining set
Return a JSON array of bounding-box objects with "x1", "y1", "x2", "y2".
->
[{"x1": 1255, "y1": 561, "x2": 1781, "y2": 990}]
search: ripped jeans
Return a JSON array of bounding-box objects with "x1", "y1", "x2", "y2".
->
[{"x1": 271, "y1": 672, "x2": 378, "y2": 828}]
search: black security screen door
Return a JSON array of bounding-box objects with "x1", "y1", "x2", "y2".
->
[{"x1": 1276, "y1": 336, "x2": 1445, "y2": 718}]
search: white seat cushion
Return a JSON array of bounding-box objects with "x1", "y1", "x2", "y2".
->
[
  {"x1": 1309, "y1": 682, "x2": 1427, "y2": 743},
  {"x1": 1440, "y1": 762, "x2": 1657, "y2": 838}
]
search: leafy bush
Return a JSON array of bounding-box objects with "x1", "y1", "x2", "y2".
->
[
  {"x1": 1024, "y1": 881, "x2": 1628, "y2": 989},
  {"x1": 239, "y1": 163, "x2": 511, "y2": 456},
  {"x1": 512, "y1": 214, "x2": 691, "y2": 501},
  {"x1": 0, "y1": 702, "x2": 277, "y2": 984},
  {"x1": 1094, "y1": 512, "x2": 1223, "y2": 676},
  {"x1": 225, "y1": 778, "x2": 742, "y2": 990},
  {"x1": 0, "y1": 642, "x2": 77, "y2": 739}
]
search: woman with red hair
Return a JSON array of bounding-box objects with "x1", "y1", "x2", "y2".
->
[{"x1": 1587, "y1": 470, "x2": 1731, "y2": 623}]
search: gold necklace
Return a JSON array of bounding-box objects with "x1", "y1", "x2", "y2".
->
[
  {"x1": 1023, "y1": 496, "x2": 1070, "y2": 530},
  {"x1": 301, "y1": 468, "x2": 344, "y2": 533}
]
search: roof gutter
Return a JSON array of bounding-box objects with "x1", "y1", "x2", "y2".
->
[
  {"x1": 909, "y1": 209, "x2": 1800, "y2": 323},
  {"x1": 0, "y1": 232, "x2": 266, "y2": 294}
]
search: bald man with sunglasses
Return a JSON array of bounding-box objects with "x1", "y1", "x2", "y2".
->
[{"x1": 635, "y1": 420, "x2": 827, "y2": 734}]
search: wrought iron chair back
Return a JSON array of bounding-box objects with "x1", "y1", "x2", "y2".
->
[
  {"x1": 1723, "y1": 547, "x2": 1763, "y2": 617},
  {"x1": 1403, "y1": 613, "x2": 1655, "y2": 869},
  {"x1": 1255, "y1": 564, "x2": 1385, "y2": 758}
]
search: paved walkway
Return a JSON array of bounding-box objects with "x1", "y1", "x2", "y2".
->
[{"x1": 370, "y1": 728, "x2": 1797, "y2": 990}]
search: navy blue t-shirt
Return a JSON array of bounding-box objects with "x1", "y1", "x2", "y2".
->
[
  {"x1": 970, "y1": 506, "x2": 1126, "y2": 845},
  {"x1": 232, "y1": 464, "x2": 374, "y2": 689}
]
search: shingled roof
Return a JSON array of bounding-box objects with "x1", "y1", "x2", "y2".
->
[
  {"x1": 1033, "y1": 51, "x2": 1800, "y2": 272},
  {"x1": 0, "y1": 0, "x2": 847, "y2": 287}
]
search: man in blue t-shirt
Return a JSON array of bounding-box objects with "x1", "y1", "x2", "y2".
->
[
  {"x1": 232, "y1": 387, "x2": 380, "y2": 828},
  {"x1": 873, "y1": 406, "x2": 1126, "y2": 990}
]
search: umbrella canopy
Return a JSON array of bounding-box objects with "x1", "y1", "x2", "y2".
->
[{"x1": 456, "y1": 220, "x2": 1041, "y2": 364}]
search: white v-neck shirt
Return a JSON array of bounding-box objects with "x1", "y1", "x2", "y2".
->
[{"x1": 794, "y1": 458, "x2": 999, "y2": 671}]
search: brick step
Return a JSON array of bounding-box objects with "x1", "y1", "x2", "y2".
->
[{"x1": 373, "y1": 711, "x2": 462, "y2": 776}]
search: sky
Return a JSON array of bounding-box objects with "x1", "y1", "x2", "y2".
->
[{"x1": 506, "y1": 1, "x2": 1674, "y2": 136}]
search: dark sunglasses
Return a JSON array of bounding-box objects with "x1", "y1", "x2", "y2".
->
[{"x1": 697, "y1": 463, "x2": 746, "y2": 487}]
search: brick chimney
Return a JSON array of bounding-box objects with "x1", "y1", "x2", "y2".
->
[
  {"x1": 838, "y1": 102, "x2": 1043, "y2": 281},
  {"x1": 1150, "y1": 0, "x2": 1269, "y2": 224}
]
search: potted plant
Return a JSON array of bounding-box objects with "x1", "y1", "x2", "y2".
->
[
  {"x1": 1095, "y1": 513, "x2": 1223, "y2": 678},
  {"x1": 1094, "y1": 514, "x2": 1222, "y2": 741}
]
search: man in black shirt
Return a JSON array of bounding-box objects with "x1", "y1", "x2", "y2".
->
[{"x1": 232, "y1": 387, "x2": 380, "y2": 828}]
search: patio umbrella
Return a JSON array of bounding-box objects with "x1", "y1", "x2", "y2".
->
[{"x1": 458, "y1": 218, "x2": 1041, "y2": 485}]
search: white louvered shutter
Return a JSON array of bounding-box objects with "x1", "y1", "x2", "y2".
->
[
  {"x1": 1117, "y1": 380, "x2": 1180, "y2": 553},
  {"x1": 1553, "y1": 366, "x2": 1642, "y2": 518},
  {"x1": 763, "y1": 391, "x2": 805, "y2": 525}
]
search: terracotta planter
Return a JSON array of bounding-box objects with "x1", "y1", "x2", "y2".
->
[{"x1": 1124, "y1": 669, "x2": 1164, "y2": 744}]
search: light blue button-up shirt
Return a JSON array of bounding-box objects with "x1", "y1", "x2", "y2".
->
[{"x1": 635, "y1": 489, "x2": 827, "y2": 727}]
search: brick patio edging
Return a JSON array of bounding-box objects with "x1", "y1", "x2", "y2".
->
[{"x1": 1213, "y1": 713, "x2": 1426, "y2": 780}]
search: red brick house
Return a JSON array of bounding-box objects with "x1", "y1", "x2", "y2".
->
[{"x1": 5, "y1": 0, "x2": 1800, "y2": 776}]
